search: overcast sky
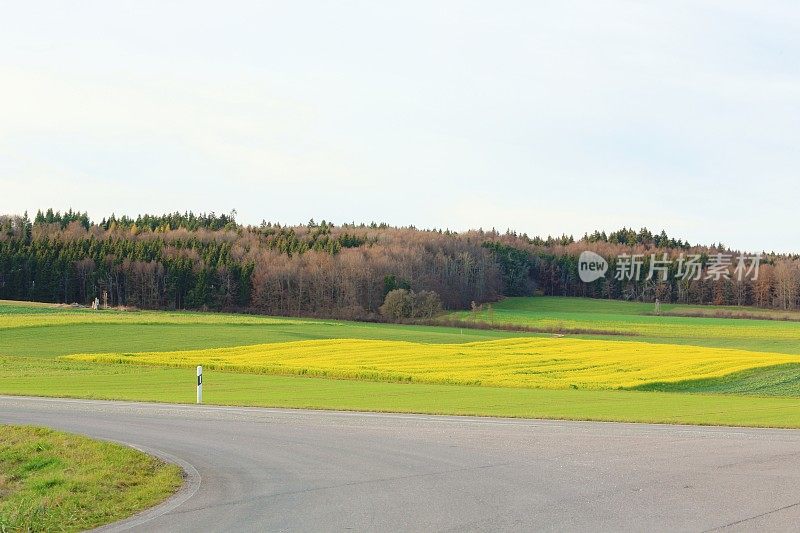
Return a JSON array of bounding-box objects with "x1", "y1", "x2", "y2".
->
[{"x1": 1, "y1": 1, "x2": 798, "y2": 251}]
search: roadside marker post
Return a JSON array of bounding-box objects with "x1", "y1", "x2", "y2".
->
[{"x1": 197, "y1": 365, "x2": 203, "y2": 404}]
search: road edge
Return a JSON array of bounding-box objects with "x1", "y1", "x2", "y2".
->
[{"x1": 88, "y1": 440, "x2": 201, "y2": 532}]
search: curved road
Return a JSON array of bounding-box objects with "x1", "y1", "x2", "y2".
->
[{"x1": 2, "y1": 396, "x2": 800, "y2": 532}]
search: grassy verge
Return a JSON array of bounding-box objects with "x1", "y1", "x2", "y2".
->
[
  {"x1": 0, "y1": 425, "x2": 182, "y2": 532},
  {"x1": 2, "y1": 358, "x2": 800, "y2": 428}
]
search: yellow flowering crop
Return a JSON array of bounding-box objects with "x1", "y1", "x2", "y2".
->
[
  {"x1": 0, "y1": 310, "x2": 305, "y2": 330},
  {"x1": 63, "y1": 337, "x2": 800, "y2": 390}
]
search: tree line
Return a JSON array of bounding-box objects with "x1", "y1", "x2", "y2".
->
[
  {"x1": 1, "y1": 210, "x2": 799, "y2": 317},
  {"x1": 0, "y1": 211, "x2": 499, "y2": 318},
  {"x1": 487, "y1": 238, "x2": 800, "y2": 311}
]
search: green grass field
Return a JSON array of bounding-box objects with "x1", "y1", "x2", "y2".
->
[
  {"x1": 446, "y1": 296, "x2": 800, "y2": 354},
  {"x1": 0, "y1": 425, "x2": 182, "y2": 532},
  {"x1": 2, "y1": 298, "x2": 800, "y2": 428}
]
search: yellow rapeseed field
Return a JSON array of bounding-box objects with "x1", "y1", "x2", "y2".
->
[
  {"x1": 63, "y1": 337, "x2": 800, "y2": 390},
  {"x1": 0, "y1": 310, "x2": 305, "y2": 330}
]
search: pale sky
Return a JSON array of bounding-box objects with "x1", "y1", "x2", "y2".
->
[{"x1": 1, "y1": 1, "x2": 798, "y2": 252}]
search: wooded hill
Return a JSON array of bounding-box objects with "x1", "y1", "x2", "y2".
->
[{"x1": 1, "y1": 209, "x2": 798, "y2": 318}]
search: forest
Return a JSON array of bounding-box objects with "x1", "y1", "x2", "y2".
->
[{"x1": 1, "y1": 209, "x2": 800, "y2": 318}]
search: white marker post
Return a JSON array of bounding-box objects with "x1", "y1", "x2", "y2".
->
[{"x1": 196, "y1": 365, "x2": 203, "y2": 404}]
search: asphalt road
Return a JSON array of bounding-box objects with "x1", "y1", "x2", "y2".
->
[{"x1": 2, "y1": 396, "x2": 800, "y2": 532}]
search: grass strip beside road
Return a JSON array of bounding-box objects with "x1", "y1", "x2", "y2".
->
[
  {"x1": 2, "y1": 358, "x2": 800, "y2": 428},
  {"x1": 0, "y1": 425, "x2": 182, "y2": 532}
]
